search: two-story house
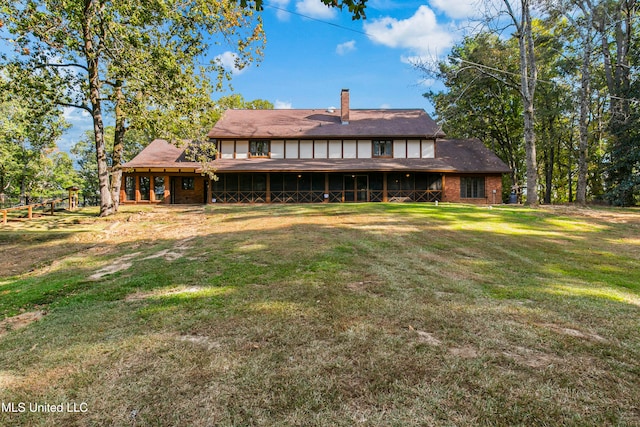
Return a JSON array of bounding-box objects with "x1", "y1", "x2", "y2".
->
[{"x1": 121, "y1": 90, "x2": 510, "y2": 205}]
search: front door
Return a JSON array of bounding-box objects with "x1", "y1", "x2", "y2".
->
[{"x1": 344, "y1": 175, "x2": 369, "y2": 202}]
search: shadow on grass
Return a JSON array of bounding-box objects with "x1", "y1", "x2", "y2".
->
[{"x1": 1, "y1": 204, "x2": 639, "y2": 426}]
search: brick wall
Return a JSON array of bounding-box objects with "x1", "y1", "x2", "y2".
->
[
  {"x1": 173, "y1": 176, "x2": 205, "y2": 204},
  {"x1": 443, "y1": 174, "x2": 503, "y2": 204}
]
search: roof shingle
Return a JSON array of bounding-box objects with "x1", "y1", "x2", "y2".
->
[{"x1": 207, "y1": 109, "x2": 446, "y2": 139}]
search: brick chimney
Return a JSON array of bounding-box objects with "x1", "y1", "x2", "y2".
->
[{"x1": 341, "y1": 89, "x2": 349, "y2": 125}]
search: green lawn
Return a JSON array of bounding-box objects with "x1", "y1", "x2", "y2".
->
[{"x1": 1, "y1": 203, "x2": 639, "y2": 426}]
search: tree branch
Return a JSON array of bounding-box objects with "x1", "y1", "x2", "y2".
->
[
  {"x1": 56, "y1": 101, "x2": 93, "y2": 115},
  {"x1": 35, "y1": 62, "x2": 89, "y2": 73}
]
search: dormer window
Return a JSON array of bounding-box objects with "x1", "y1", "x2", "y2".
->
[
  {"x1": 250, "y1": 140, "x2": 270, "y2": 157},
  {"x1": 373, "y1": 140, "x2": 392, "y2": 158}
]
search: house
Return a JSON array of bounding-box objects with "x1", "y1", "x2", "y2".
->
[{"x1": 121, "y1": 90, "x2": 510, "y2": 205}]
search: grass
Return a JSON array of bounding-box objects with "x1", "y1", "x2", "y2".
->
[{"x1": 0, "y1": 203, "x2": 639, "y2": 426}]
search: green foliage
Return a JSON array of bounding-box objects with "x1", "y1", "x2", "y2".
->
[
  {"x1": 0, "y1": 65, "x2": 71, "y2": 205},
  {"x1": 183, "y1": 94, "x2": 273, "y2": 179},
  {"x1": 423, "y1": 33, "x2": 524, "y2": 202},
  {"x1": 421, "y1": 8, "x2": 640, "y2": 206},
  {"x1": 0, "y1": 0, "x2": 267, "y2": 215},
  {"x1": 244, "y1": 0, "x2": 368, "y2": 19}
]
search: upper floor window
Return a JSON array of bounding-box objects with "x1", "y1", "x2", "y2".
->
[
  {"x1": 250, "y1": 140, "x2": 270, "y2": 157},
  {"x1": 373, "y1": 140, "x2": 392, "y2": 157},
  {"x1": 460, "y1": 177, "x2": 485, "y2": 198}
]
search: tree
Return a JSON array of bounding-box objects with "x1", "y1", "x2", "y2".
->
[
  {"x1": 594, "y1": 0, "x2": 640, "y2": 206},
  {"x1": 183, "y1": 94, "x2": 274, "y2": 179},
  {"x1": 0, "y1": 66, "x2": 68, "y2": 205},
  {"x1": 493, "y1": 0, "x2": 540, "y2": 206},
  {"x1": 422, "y1": 34, "x2": 525, "y2": 201},
  {"x1": 1, "y1": 0, "x2": 265, "y2": 216}
]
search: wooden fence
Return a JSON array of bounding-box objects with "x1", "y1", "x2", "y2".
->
[{"x1": 2, "y1": 199, "x2": 65, "y2": 224}]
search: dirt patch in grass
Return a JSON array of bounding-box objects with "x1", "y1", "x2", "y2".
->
[
  {"x1": 0, "y1": 311, "x2": 46, "y2": 337},
  {"x1": 88, "y1": 252, "x2": 141, "y2": 280},
  {"x1": 538, "y1": 323, "x2": 608, "y2": 343},
  {"x1": 502, "y1": 346, "x2": 564, "y2": 368}
]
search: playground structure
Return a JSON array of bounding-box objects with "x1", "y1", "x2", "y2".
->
[{"x1": 1, "y1": 186, "x2": 79, "y2": 225}]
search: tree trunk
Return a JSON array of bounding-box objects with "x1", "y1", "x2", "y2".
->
[
  {"x1": 544, "y1": 141, "x2": 554, "y2": 204},
  {"x1": 82, "y1": 0, "x2": 113, "y2": 217},
  {"x1": 518, "y1": 0, "x2": 538, "y2": 206},
  {"x1": 110, "y1": 80, "x2": 125, "y2": 212},
  {"x1": 575, "y1": 5, "x2": 594, "y2": 206},
  {"x1": 507, "y1": 0, "x2": 538, "y2": 206}
]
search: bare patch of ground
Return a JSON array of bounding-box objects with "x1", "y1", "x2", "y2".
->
[
  {"x1": 502, "y1": 345, "x2": 564, "y2": 368},
  {"x1": 449, "y1": 346, "x2": 479, "y2": 358},
  {"x1": 539, "y1": 323, "x2": 608, "y2": 343},
  {"x1": 408, "y1": 326, "x2": 442, "y2": 346},
  {"x1": 0, "y1": 311, "x2": 45, "y2": 337},
  {"x1": 143, "y1": 237, "x2": 195, "y2": 261},
  {"x1": 89, "y1": 252, "x2": 141, "y2": 280},
  {"x1": 176, "y1": 334, "x2": 222, "y2": 350}
]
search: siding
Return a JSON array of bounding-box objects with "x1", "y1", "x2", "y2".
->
[{"x1": 218, "y1": 138, "x2": 438, "y2": 160}]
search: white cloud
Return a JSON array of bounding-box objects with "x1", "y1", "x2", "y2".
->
[
  {"x1": 379, "y1": 103, "x2": 391, "y2": 109},
  {"x1": 63, "y1": 107, "x2": 91, "y2": 123},
  {"x1": 430, "y1": 0, "x2": 480, "y2": 20},
  {"x1": 363, "y1": 5, "x2": 457, "y2": 61},
  {"x1": 275, "y1": 100, "x2": 293, "y2": 109},
  {"x1": 269, "y1": 0, "x2": 291, "y2": 21},
  {"x1": 336, "y1": 40, "x2": 356, "y2": 55},
  {"x1": 295, "y1": 0, "x2": 337, "y2": 19},
  {"x1": 214, "y1": 51, "x2": 247, "y2": 75}
]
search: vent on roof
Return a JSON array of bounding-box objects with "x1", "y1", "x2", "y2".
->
[{"x1": 327, "y1": 106, "x2": 336, "y2": 113}]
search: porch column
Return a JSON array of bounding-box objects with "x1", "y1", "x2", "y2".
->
[
  {"x1": 266, "y1": 173, "x2": 271, "y2": 203},
  {"x1": 382, "y1": 172, "x2": 388, "y2": 202},
  {"x1": 150, "y1": 175, "x2": 156, "y2": 202},
  {"x1": 324, "y1": 173, "x2": 329, "y2": 203},
  {"x1": 135, "y1": 175, "x2": 140, "y2": 203},
  {"x1": 441, "y1": 175, "x2": 446, "y2": 202},
  {"x1": 164, "y1": 175, "x2": 170, "y2": 204}
]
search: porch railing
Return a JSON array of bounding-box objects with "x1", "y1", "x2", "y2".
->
[{"x1": 210, "y1": 190, "x2": 442, "y2": 204}]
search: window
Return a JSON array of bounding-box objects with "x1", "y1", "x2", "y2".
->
[
  {"x1": 125, "y1": 176, "x2": 135, "y2": 201},
  {"x1": 373, "y1": 140, "x2": 392, "y2": 157},
  {"x1": 154, "y1": 177, "x2": 165, "y2": 200},
  {"x1": 250, "y1": 140, "x2": 270, "y2": 157},
  {"x1": 182, "y1": 177, "x2": 195, "y2": 190},
  {"x1": 139, "y1": 176, "x2": 151, "y2": 200},
  {"x1": 460, "y1": 177, "x2": 485, "y2": 198}
]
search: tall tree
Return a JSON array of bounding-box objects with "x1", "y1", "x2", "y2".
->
[
  {"x1": 1, "y1": 0, "x2": 265, "y2": 216},
  {"x1": 594, "y1": 0, "x2": 640, "y2": 205},
  {"x1": 422, "y1": 34, "x2": 525, "y2": 200},
  {"x1": 0, "y1": 66, "x2": 68, "y2": 205},
  {"x1": 495, "y1": 0, "x2": 540, "y2": 205}
]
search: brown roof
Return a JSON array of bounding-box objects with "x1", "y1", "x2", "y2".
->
[
  {"x1": 122, "y1": 139, "x2": 200, "y2": 170},
  {"x1": 207, "y1": 109, "x2": 446, "y2": 139},
  {"x1": 123, "y1": 139, "x2": 510, "y2": 174},
  {"x1": 438, "y1": 139, "x2": 511, "y2": 173}
]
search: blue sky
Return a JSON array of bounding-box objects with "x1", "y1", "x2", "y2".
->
[{"x1": 60, "y1": 0, "x2": 488, "y2": 152}]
